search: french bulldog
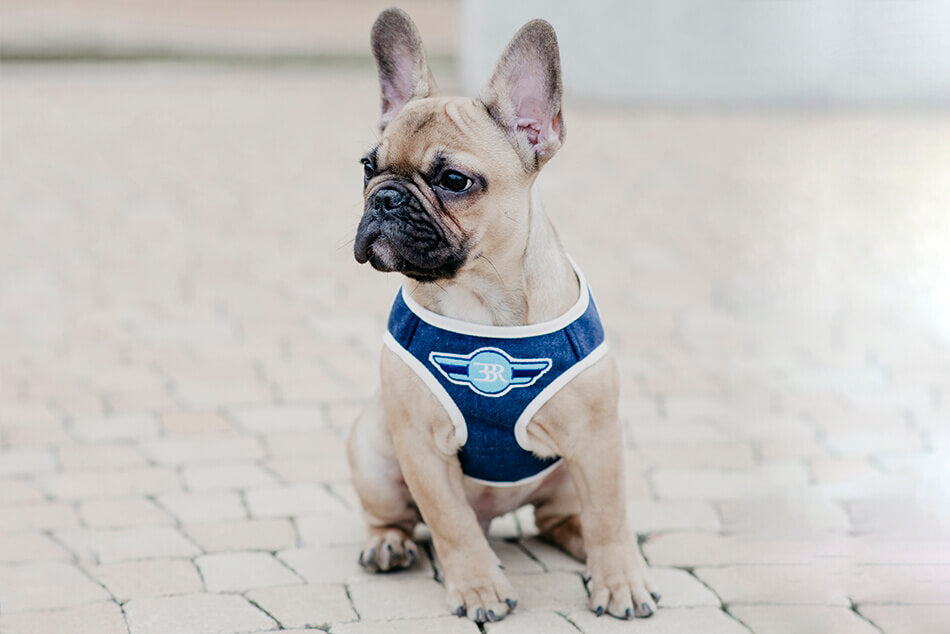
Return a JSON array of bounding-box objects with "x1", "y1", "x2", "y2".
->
[{"x1": 347, "y1": 7, "x2": 658, "y2": 623}]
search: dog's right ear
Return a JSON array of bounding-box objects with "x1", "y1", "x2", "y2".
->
[{"x1": 371, "y1": 8, "x2": 437, "y2": 132}]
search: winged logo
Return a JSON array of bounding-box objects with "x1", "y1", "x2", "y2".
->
[{"x1": 428, "y1": 347, "x2": 553, "y2": 397}]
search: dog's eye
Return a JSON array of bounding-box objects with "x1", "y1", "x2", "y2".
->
[
  {"x1": 362, "y1": 160, "x2": 375, "y2": 181},
  {"x1": 438, "y1": 170, "x2": 472, "y2": 193}
]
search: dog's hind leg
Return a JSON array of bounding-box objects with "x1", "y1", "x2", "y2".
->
[
  {"x1": 532, "y1": 468, "x2": 586, "y2": 562},
  {"x1": 347, "y1": 393, "x2": 421, "y2": 572}
]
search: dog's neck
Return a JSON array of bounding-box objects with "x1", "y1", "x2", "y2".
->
[{"x1": 405, "y1": 185, "x2": 578, "y2": 327}]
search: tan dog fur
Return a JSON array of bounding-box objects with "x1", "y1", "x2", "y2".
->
[{"x1": 347, "y1": 8, "x2": 658, "y2": 623}]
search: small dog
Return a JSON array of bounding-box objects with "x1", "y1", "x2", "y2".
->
[{"x1": 347, "y1": 8, "x2": 658, "y2": 623}]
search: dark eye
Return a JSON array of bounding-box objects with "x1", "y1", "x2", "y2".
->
[
  {"x1": 438, "y1": 170, "x2": 472, "y2": 193},
  {"x1": 362, "y1": 160, "x2": 375, "y2": 181}
]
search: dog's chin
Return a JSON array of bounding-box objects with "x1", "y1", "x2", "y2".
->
[{"x1": 363, "y1": 236, "x2": 465, "y2": 282}]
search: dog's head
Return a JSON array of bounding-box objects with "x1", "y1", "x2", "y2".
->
[{"x1": 353, "y1": 8, "x2": 565, "y2": 282}]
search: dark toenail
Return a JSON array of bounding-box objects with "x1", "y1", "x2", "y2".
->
[
  {"x1": 625, "y1": 607, "x2": 633, "y2": 619},
  {"x1": 475, "y1": 607, "x2": 485, "y2": 622},
  {"x1": 651, "y1": 592, "x2": 661, "y2": 603},
  {"x1": 505, "y1": 598, "x2": 517, "y2": 609},
  {"x1": 641, "y1": 603, "x2": 653, "y2": 617},
  {"x1": 595, "y1": 605, "x2": 604, "y2": 617},
  {"x1": 487, "y1": 610, "x2": 496, "y2": 622},
  {"x1": 386, "y1": 543, "x2": 393, "y2": 553},
  {"x1": 407, "y1": 551, "x2": 417, "y2": 566},
  {"x1": 456, "y1": 606, "x2": 465, "y2": 617}
]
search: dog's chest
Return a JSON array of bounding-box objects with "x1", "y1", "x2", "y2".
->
[{"x1": 462, "y1": 462, "x2": 567, "y2": 524}]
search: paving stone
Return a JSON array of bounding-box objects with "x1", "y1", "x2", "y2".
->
[
  {"x1": 3, "y1": 422, "x2": 71, "y2": 448},
  {"x1": 70, "y1": 414, "x2": 160, "y2": 441},
  {"x1": 40, "y1": 467, "x2": 181, "y2": 500},
  {"x1": 88, "y1": 558, "x2": 204, "y2": 601},
  {"x1": 245, "y1": 483, "x2": 346, "y2": 518},
  {"x1": 628, "y1": 442, "x2": 757, "y2": 469},
  {"x1": 0, "y1": 449, "x2": 57, "y2": 476},
  {"x1": 138, "y1": 432, "x2": 264, "y2": 465},
  {"x1": 296, "y1": 507, "x2": 367, "y2": 546},
  {"x1": 5, "y1": 59, "x2": 950, "y2": 634},
  {"x1": 696, "y1": 564, "x2": 852, "y2": 605},
  {"x1": 519, "y1": 538, "x2": 586, "y2": 573},
  {"x1": 0, "y1": 532, "x2": 72, "y2": 563},
  {"x1": 509, "y1": 571, "x2": 588, "y2": 612},
  {"x1": 181, "y1": 463, "x2": 278, "y2": 491},
  {"x1": 730, "y1": 605, "x2": 882, "y2": 634},
  {"x1": 279, "y1": 544, "x2": 433, "y2": 584},
  {"x1": 155, "y1": 491, "x2": 247, "y2": 523},
  {"x1": 484, "y1": 610, "x2": 579, "y2": 634},
  {"x1": 0, "y1": 479, "x2": 44, "y2": 505},
  {"x1": 264, "y1": 429, "x2": 347, "y2": 458},
  {"x1": 846, "y1": 497, "x2": 946, "y2": 537},
  {"x1": 348, "y1": 577, "x2": 450, "y2": 620},
  {"x1": 0, "y1": 601, "x2": 127, "y2": 634},
  {"x1": 488, "y1": 512, "x2": 521, "y2": 539},
  {"x1": 0, "y1": 562, "x2": 110, "y2": 612},
  {"x1": 79, "y1": 496, "x2": 174, "y2": 528},
  {"x1": 196, "y1": 551, "x2": 301, "y2": 592},
  {"x1": 57, "y1": 443, "x2": 148, "y2": 470},
  {"x1": 857, "y1": 605, "x2": 950, "y2": 634},
  {"x1": 124, "y1": 593, "x2": 277, "y2": 634},
  {"x1": 185, "y1": 518, "x2": 296, "y2": 552},
  {"x1": 648, "y1": 567, "x2": 720, "y2": 607},
  {"x1": 0, "y1": 501, "x2": 80, "y2": 532},
  {"x1": 629, "y1": 499, "x2": 721, "y2": 533},
  {"x1": 160, "y1": 411, "x2": 233, "y2": 434},
  {"x1": 331, "y1": 616, "x2": 480, "y2": 634},
  {"x1": 644, "y1": 532, "x2": 825, "y2": 566},
  {"x1": 717, "y1": 494, "x2": 850, "y2": 535},
  {"x1": 849, "y1": 564, "x2": 950, "y2": 605},
  {"x1": 491, "y1": 540, "x2": 545, "y2": 573},
  {"x1": 227, "y1": 404, "x2": 327, "y2": 432},
  {"x1": 567, "y1": 606, "x2": 750, "y2": 633},
  {"x1": 55, "y1": 526, "x2": 201, "y2": 563},
  {"x1": 651, "y1": 463, "x2": 809, "y2": 500},
  {"x1": 246, "y1": 583, "x2": 357, "y2": 628},
  {"x1": 264, "y1": 456, "x2": 350, "y2": 483}
]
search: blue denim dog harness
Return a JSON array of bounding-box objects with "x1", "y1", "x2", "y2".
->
[{"x1": 383, "y1": 261, "x2": 607, "y2": 486}]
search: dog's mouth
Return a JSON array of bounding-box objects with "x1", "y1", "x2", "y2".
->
[{"x1": 354, "y1": 203, "x2": 467, "y2": 282}]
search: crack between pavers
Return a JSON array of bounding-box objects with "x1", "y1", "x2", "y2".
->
[
  {"x1": 420, "y1": 540, "x2": 442, "y2": 584},
  {"x1": 242, "y1": 594, "x2": 284, "y2": 630},
  {"x1": 510, "y1": 538, "x2": 548, "y2": 573},
  {"x1": 849, "y1": 598, "x2": 886, "y2": 634},
  {"x1": 720, "y1": 602, "x2": 756, "y2": 633},
  {"x1": 73, "y1": 556, "x2": 132, "y2": 634},
  {"x1": 556, "y1": 610, "x2": 585, "y2": 633},
  {"x1": 682, "y1": 566, "x2": 726, "y2": 609},
  {"x1": 343, "y1": 583, "x2": 361, "y2": 620},
  {"x1": 321, "y1": 482, "x2": 352, "y2": 511}
]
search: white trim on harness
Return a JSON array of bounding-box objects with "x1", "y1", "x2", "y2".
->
[{"x1": 400, "y1": 256, "x2": 590, "y2": 339}]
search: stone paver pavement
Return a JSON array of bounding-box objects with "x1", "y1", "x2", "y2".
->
[{"x1": 1, "y1": 62, "x2": 949, "y2": 633}]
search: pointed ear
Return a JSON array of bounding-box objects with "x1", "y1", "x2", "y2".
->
[
  {"x1": 481, "y1": 19, "x2": 565, "y2": 170},
  {"x1": 371, "y1": 8, "x2": 437, "y2": 132}
]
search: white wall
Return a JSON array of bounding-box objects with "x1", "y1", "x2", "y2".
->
[{"x1": 460, "y1": 0, "x2": 950, "y2": 105}]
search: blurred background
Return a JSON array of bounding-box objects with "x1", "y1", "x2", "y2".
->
[{"x1": 1, "y1": 2, "x2": 949, "y2": 633}]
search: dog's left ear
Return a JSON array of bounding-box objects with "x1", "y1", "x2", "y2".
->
[
  {"x1": 481, "y1": 19, "x2": 565, "y2": 170},
  {"x1": 371, "y1": 8, "x2": 438, "y2": 132}
]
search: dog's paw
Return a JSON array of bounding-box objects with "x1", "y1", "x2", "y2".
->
[
  {"x1": 358, "y1": 527, "x2": 418, "y2": 572},
  {"x1": 444, "y1": 565, "x2": 518, "y2": 623},
  {"x1": 586, "y1": 542, "x2": 659, "y2": 619}
]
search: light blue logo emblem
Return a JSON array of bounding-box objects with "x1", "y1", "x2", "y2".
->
[{"x1": 429, "y1": 347, "x2": 553, "y2": 397}]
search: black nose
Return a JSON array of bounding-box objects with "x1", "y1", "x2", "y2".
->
[{"x1": 372, "y1": 188, "x2": 406, "y2": 213}]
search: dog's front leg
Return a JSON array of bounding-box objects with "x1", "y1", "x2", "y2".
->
[
  {"x1": 537, "y1": 357, "x2": 659, "y2": 620},
  {"x1": 381, "y1": 357, "x2": 517, "y2": 623}
]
